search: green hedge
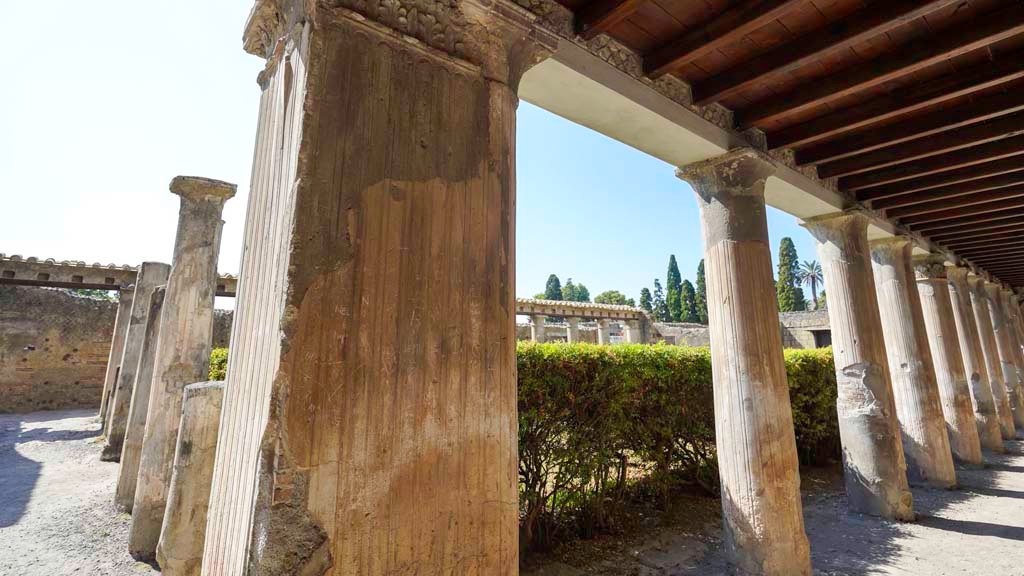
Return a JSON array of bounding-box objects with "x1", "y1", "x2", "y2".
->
[{"x1": 208, "y1": 342, "x2": 838, "y2": 552}]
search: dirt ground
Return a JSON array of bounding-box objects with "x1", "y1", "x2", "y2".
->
[{"x1": 3, "y1": 409, "x2": 1024, "y2": 575}]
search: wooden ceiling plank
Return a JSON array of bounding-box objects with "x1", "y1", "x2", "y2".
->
[
  {"x1": 736, "y1": 4, "x2": 1024, "y2": 128},
  {"x1": 953, "y1": 244, "x2": 1024, "y2": 258},
  {"x1": 840, "y1": 135, "x2": 1024, "y2": 191},
  {"x1": 576, "y1": 0, "x2": 649, "y2": 40},
  {"x1": 797, "y1": 89, "x2": 1024, "y2": 166},
  {"x1": 821, "y1": 111, "x2": 1024, "y2": 180},
  {"x1": 869, "y1": 174, "x2": 1024, "y2": 210},
  {"x1": 887, "y1": 186, "x2": 1024, "y2": 219},
  {"x1": 914, "y1": 213, "x2": 1024, "y2": 235},
  {"x1": 900, "y1": 197, "x2": 1024, "y2": 226},
  {"x1": 934, "y1": 225, "x2": 1024, "y2": 245},
  {"x1": 644, "y1": 0, "x2": 805, "y2": 78},
  {"x1": 768, "y1": 51, "x2": 1024, "y2": 149},
  {"x1": 692, "y1": 0, "x2": 962, "y2": 105},
  {"x1": 855, "y1": 157, "x2": 1024, "y2": 202}
]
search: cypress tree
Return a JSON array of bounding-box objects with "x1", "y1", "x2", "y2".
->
[
  {"x1": 695, "y1": 259, "x2": 708, "y2": 324},
  {"x1": 681, "y1": 280, "x2": 699, "y2": 323},
  {"x1": 639, "y1": 287, "x2": 653, "y2": 313},
  {"x1": 544, "y1": 274, "x2": 563, "y2": 301},
  {"x1": 562, "y1": 278, "x2": 577, "y2": 302},
  {"x1": 652, "y1": 279, "x2": 669, "y2": 322},
  {"x1": 666, "y1": 255, "x2": 683, "y2": 322},
  {"x1": 576, "y1": 283, "x2": 591, "y2": 302},
  {"x1": 776, "y1": 238, "x2": 806, "y2": 312}
]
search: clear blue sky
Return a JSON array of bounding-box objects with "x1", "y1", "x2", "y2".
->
[{"x1": 0, "y1": 1, "x2": 819, "y2": 307}]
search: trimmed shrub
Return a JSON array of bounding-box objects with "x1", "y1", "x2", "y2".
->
[{"x1": 209, "y1": 347, "x2": 228, "y2": 381}]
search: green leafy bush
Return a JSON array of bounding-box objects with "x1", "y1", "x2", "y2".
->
[{"x1": 209, "y1": 347, "x2": 228, "y2": 381}]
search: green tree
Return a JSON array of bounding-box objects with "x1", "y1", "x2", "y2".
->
[
  {"x1": 652, "y1": 279, "x2": 669, "y2": 322},
  {"x1": 776, "y1": 237, "x2": 806, "y2": 312},
  {"x1": 544, "y1": 274, "x2": 562, "y2": 301},
  {"x1": 63, "y1": 288, "x2": 117, "y2": 301},
  {"x1": 533, "y1": 292, "x2": 546, "y2": 300},
  {"x1": 561, "y1": 278, "x2": 592, "y2": 302},
  {"x1": 666, "y1": 255, "x2": 683, "y2": 321},
  {"x1": 818, "y1": 290, "x2": 827, "y2": 310},
  {"x1": 639, "y1": 287, "x2": 653, "y2": 313},
  {"x1": 594, "y1": 290, "x2": 631, "y2": 306},
  {"x1": 576, "y1": 283, "x2": 591, "y2": 302},
  {"x1": 695, "y1": 259, "x2": 708, "y2": 324},
  {"x1": 796, "y1": 260, "x2": 824, "y2": 310},
  {"x1": 681, "y1": 280, "x2": 699, "y2": 323}
]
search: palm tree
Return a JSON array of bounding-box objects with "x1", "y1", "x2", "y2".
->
[{"x1": 796, "y1": 260, "x2": 823, "y2": 310}]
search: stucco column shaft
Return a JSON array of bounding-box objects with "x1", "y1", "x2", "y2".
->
[
  {"x1": 624, "y1": 319, "x2": 642, "y2": 344},
  {"x1": 970, "y1": 275, "x2": 1016, "y2": 438},
  {"x1": 566, "y1": 317, "x2": 580, "y2": 342},
  {"x1": 202, "y1": 5, "x2": 555, "y2": 574},
  {"x1": 100, "y1": 288, "x2": 134, "y2": 428},
  {"x1": 999, "y1": 288, "x2": 1024, "y2": 412},
  {"x1": 597, "y1": 319, "x2": 610, "y2": 345},
  {"x1": 130, "y1": 177, "x2": 235, "y2": 560},
  {"x1": 679, "y1": 149, "x2": 811, "y2": 576},
  {"x1": 947, "y1": 268, "x2": 1004, "y2": 451},
  {"x1": 156, "y1": 381, "x2": 224, "y2": 576},
  {"x1": 803, "y1": 211, "x2": 913, "y2": 520},
  {"x1": 101, "y1": 262, "x2": 171, "y2": 462},
  {"x1": 869, "y1": 239, "x2": 955, "y2": 487},
  {"x1": 913, "y1": 257, "x2": 982, "y2": 465},
  {"x1": 987, "y1": 281, "x2": 1024, "y2": 429},
  {"x1": 115, "y1": 285, "x2": 167, "y2": 510},
  {"x1": 531, "y1": 314, "x2": 548, "y2": 343}
]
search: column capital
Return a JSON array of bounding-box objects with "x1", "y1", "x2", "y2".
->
[
  {"x1": 676, "y1": 148, "x2": 775, "y2": 200},
  {"x1": 945, "y1": 264, "x2": 970, "y2": 282},
  {"x1": 912, "y1": 255, "x2": 949, "y2": 280},
  {"x1": 868, "y1": 237, "x2": 913, "y2": 263},
  {"x1": 170, "y1": 176, "x2": 237, "y2": 203},
  {"x1": 801, "y1": 209, "x2": 871, "y2": 245}
]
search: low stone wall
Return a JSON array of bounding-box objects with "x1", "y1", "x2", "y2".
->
[
  {"x1": 0, "y1": 286, "x2": 234, "y2": 414},
  {"x1": 651, "y1": 322, "x2": 712, "y2": 346}
]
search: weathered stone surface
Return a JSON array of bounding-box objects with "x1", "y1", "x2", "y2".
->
[
  {"x1": 986, "y1": 282, "x2": 1024, "y2": 431},
  {"x1": 913, "y1": 258, "x2": 982, "y2": 466},
  {"x1": 0, "y1": 286, "x2": 117, "y2": 413},
  {"x1": 531, "y1": 314, "x2": 549, "y2": 343},
  {"x1": 101, "y1": 263, "x2": 170, "y2": 462},
  {"x1": 947, "y1": 268, "x2": 1004, "y2": 452},
  {"x1": 115, "y1": 285, "x2": 167, "y2": 511},
  {"x1": 130, "y1": 177, "x2": 234, "y2": 560},
  {"x1": 679, "y1": 149, "x2": 811, "y2": 575},
  {"x1": 100, "y1": 288, "x2": 134, "y2": 427},
  {"x1": 156, "y1": 381, "x2": 224, "y2": 576},
  {"x1": 969, "y1": 275, "x2": 1016, "y2": 439},
  {"x1": 803, "y1": 212, "x2": 913, "y2": 520}
]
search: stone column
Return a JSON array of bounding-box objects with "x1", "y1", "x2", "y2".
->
[
  {"x1": 624, "y1": 319, "x2": 642, "y2": 343},
  {"x1": 156, "y1": 381, "x2": 224, "y2": 576},
  {"x1": 99, "y1": 287, "x2": 134, "y2": 428},
  {"x1": 946, "y1": 267, "x2": 1003, "y2": 452},
  {"x1": 913, "y1": 257, "x2": 982, "y2": 465},
  {"x1": 531, "y1": 315, "x2": 548, "y2": 343},
  {"x1": 1006, "y1": 289, "x2": 1024, "y2": 390},
  {"x1": 101, "y1": 262, "x2": 171, "y2": 462},
  {"x1": 115, "y1": 285, "x2": 167, "y2": 510},
  {"x1": 989, "y1": 282, "x2": 1024, "y2": 429},
  {"x1": 803, "y1": 211, "x2": 913, "y2": 520},
  {"x1": 968, "y1": 274, "x2": 1015, "y2": 439},
  {"x1": 869, "y1": 239, "x2": 955, "y2": 487},
  {"x1": 130, "y1": 177, "x2": 235, "y2": 560},
  {"x1": 566, "y1": 317, "x2": 580, "y2": 343},
  {"x1": 679, "y1": 149, "x2": 810, "y2": 576},
  {"x1": 201, "y1": 4, "x2": 555, "y2": 574},
  {"x1": 597, "y1": 319, "x2": 610, "y2": 345}
]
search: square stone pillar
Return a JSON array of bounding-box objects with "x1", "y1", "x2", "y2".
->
[
  {"x1": 596, "y1": 318, "x2": 610, "y2": 345},
  {"x1": 913, "y1": 257, "x2": 982, "y2": 465},
  {"x1": 566, "y1": 317, "x2": 581, "y2": 343},
  {"x1": 969, "y1": 275, "x2": 1016, "y2": 438},
  {"x1": 678, "y1": 149, "x2": 810, "y2": 575},
  {"x1": 531, "y1": 314, "x2": 548, "y2": 343},
  {"x1": 130, "y1": 177, "x2": 235, "y2": 560},
  {"x1": 624, "y1": 319, "x2": 641, "y2": 344},
  {"x1": 101, "y1": 262, "x2": 171, "y2": 462},
  {"x1": 803, "y1": 211, "x2": 913, "y2": 520},
  {"x1": 99, "y1": 286, "x2": 135, "y2": 428},
  {"x1": 869, "y1": 239, "x2": 955, "y2": 487},
  {"x1": 201, "y1": 3, "x2": 555, "y2": 574}
]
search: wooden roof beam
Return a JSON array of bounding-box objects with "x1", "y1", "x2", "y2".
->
[
  {"x1": 887, "y1": 186, "x2": 1024, "y2": 220},
  {"x1": 692, "y1": 0, "x2": 963, "y2": 106},
  {"x1": 953, "y1": 244, "x2": 1024, "y2": 259},
  {"x1": 644, "y1": 0, "x2": 805, "y2": 78},
  {"x1": 840, "y1": 135, "x2": 1024, "y2": 191},
  {"x1": 768, "y1": 49, "x2": 1024, "y2": 149},
  {"x1": 576, "y1": 0, "x2": 647, "y2": 40},
  {"x1": 868, "y1": 173, "x2": 1024, "y2": 210},
  {"x1": 914, "y1": 213, "x2": 1024, "y2": 235},
  {"x1": 855, "y1": 157, "x2": 1024, "y2": 202},
  {"x1": 932, "y1": 224, "x2": 1024, "y2": 244},
  {"x1": 900, "y1": 198, "x2": 1024, "y2": 226}
]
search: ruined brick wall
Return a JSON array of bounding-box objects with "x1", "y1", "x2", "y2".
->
[{"x1": 0, "y1": 286, "x2": 236, "y2": 413}]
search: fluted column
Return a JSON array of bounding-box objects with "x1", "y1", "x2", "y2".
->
[
  {"x1": 946, "y1": 267, "x2": 1004, "y2": 452},
  {"x1": 531, "y1": 315, "x2": 548, "y2": 343},
  {"x1": 992, "y1": 284, "x2": 1024, "y2": 429},
  {"x1": 679, "y1": 149, "x2": 810, "y2": 576},
  {"x1": 566, "y1": 317, "x2": 581, "y2": 343},
  {"x1": 913, "y1": 257, "x2": 982, "y2": 465},
  {"x1": 130, "y1": 177, "x2": 235, "y2": 560},
  {"x1": 968, "y1": 274, "x2": 1015, "y2": 439},
  {"x1": 596, "y1": 319, "x2": 610, "y2": 345},
  {"x1": 101, "y1": 262, "x2": 171, "y2": 462},
  {"x1": 803, "y1": 211, "x2": 913, "y2": 520},
  {"x1": 99, "y1": 287, "x2": 134, "y2": 428}
]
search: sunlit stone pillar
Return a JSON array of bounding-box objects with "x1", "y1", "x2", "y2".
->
[
  {"x1": 946, "y1": 267, "x2": 1003, "y2": 452},
  {"x1": 624, "y1": 319, "x2": 642, "y2": 343},
  {"x1": 597, "y1": 319, "x2": 610, "y2": 344},
  {"x1": 156, "y1": 381, "x2": 224, "y2": 576},
  {"x1": 130, "y1": 177, "x2": 235, "y2": 560},
  {"x1": 566, "y1": 317, "x2": 581, "y2": 343},
  {"x1": 115, "y1": 285, "x2": 167, "y2": 510},
  {"x1": 201, "y1": 3, "x2": 555, "y2": 574},
  {"x1": 531, "y1": 315, "x2": 548, "y2": 343},
  {"x1": 101, "y1": 262, "x2": 171, "y2": 462},
  {"x1": 679, "y1": 149, "x2": 811, "y2": 576},
  {"x1": 913, "y1": 257, "x2": 982, "y2": 465},
  {"x1": 100, "y1": 287, "x2": 134, "y2": 428},
  {"x1": 803, "y1": 211, "x2": 913, "y2": 520},
  {"x1": 989, "y1": 282, "x2": 1024, "y2": 429},
  {"x1": 869, "y1": 239, "x2": 955, "y2": 487},
  {"x1": 968, "y1": 274, "x2": 1015, "y2": 439}
]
